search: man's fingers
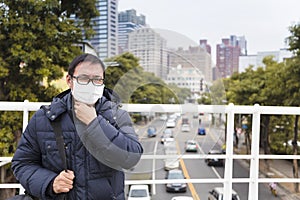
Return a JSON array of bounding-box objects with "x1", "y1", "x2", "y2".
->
[{"x1": 53, "y1": 170, "x2": 75, "y2": 194}]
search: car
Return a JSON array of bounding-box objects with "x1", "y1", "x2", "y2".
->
[
  {"x1": 208, "y1": 187, "x2": 240, "y2": 200},
  {"x1": 164, "y1": 141, "x2": 179, "y2": 170},
  {"x1": 197, "y1": 127, "x2": 206, "y2": 135},
  {"x1": 164, "y1": 156, "x2": 180, "y2": 171},
  {"x1": 147, "y1": 126, "x2": 157, "y2": 137},
  {"x1": 283, "y1": 139, "x2": 300, "y2": 147},
  {"x1": 166, "y1": 119, "x2": 176, "y2": 128},
  {"x1": 181, "y1": 124, "x2": 190, "y2": 132},
  {"x1": 184, "y1": 140, "x2": 198, "y2": 152},
  {"x1": 171, "y1": 196, "x2": 193, "y2": 200},
  {"x1": 164, "y1": 141, "x2": 177, "y2": 153},
  {"x1": 128, "y1": 184, "x2": 151, "y2": 200},
  {"x1": 164, "y1": 128, "x2": 173, "y2": 135},
  {"x1": 181, "y1": 116, "x2": 189, "y2": 125},
  {"x1": 193, "y1": 113, "x2": 198, "y2": 118},
  {"x1": 165, "y1": 169, "x2": 187, "y2": 193},
  {"x1": 205, "y1": 150, "x2": 225, "y2": 167},
  {"x1": 161, "y1": 129, "x2": 174, "y2": 144},
  {"x1": 159, "y1": 114, "x2": 168, "y2": 121}
]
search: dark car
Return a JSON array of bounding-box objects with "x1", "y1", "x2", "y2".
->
[
  {"x1": 147, "y1": 126, "x2": 157, "y2": 137},
  {"x1": 165, "y1": 169, "x2": 187, "y2": 193},
  {"x1": 197, "y1": 127, "x2": 206, "y2": 135},
  {"x1": 205, "y1": 150, "x2": 225, "y2": 167}
]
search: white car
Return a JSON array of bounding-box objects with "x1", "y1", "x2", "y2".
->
[
  {"x1": 160, "y1": 114, "x2": 168, "y2": 121},
  {"x1": 208, "y1": 187, "x2": 240, "y2": 200},
  {"x1": 166, "y1": 120, "x2": 176, "y2": 128},
  {"x1": 184, "y1": 140, "x2": 198, "y2": 152},
  {"x1": 164, "y1": 157, "x2": 180, "y2": 171},
  {"x1": 181, "y1": 124, "x2": 190, "y2": 132},
  {"x1": 128, "y1": 184, "x2": 151, "y2": 200}
]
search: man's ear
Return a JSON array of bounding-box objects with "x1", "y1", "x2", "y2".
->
[{"x1": 66, "y1": 74, "x2": 73, "y2": 88}]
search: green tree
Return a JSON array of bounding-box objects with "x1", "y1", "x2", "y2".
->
[
  {"x1": 0, "y1": 0, "x2": 99, "y2": 156},
  {"x1": 286, "y1": 22, "x2": 300, "y2": 192},
  {"x1": 105, "y1": 52, "x2": 190, "y2": 104}
]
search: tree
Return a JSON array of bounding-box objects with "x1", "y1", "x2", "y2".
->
[
  {"x1": 285, "y1": 22, "x2": 300, "y2": 192},
  {"x1": 0, "y1": 0, "x2": 99, "y2": 156}
]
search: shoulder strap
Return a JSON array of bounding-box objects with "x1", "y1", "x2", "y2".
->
[{"x1": 50, "y1": 119, "x2": 68, "y2": 172}]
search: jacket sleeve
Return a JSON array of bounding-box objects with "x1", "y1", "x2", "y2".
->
[
  {"x1": 74, "y1": 108, "x2": 143, "y2": 170},
  {"x1": 11, "y1": 110, "x2": 60, "y2": 200}
]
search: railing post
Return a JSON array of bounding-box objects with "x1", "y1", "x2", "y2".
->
[
  {"x1": 224, "y1": 103, "x2": 235, "y2": 200},
  {"x1": 22, "y1": 100, "x2": 29, "y2": 133},
  {"x1": 19, "y1": 186, "x2": 25, "y2": 194},
  {"x1": 248, "y1": 104, "x2": 261, "y2": 200}
]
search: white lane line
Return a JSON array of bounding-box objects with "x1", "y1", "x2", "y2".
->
[{"x1": 152, "y1": 141, "x2": 158, "y2": 195}]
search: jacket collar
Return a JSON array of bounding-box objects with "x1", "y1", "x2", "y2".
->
[{"x1": 45, "y1": 88, "x2": 120, "y2": 121}]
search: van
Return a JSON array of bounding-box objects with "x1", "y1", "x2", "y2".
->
[{"x1": 128, "y1": 184, "x2": 151, "y2": 200}]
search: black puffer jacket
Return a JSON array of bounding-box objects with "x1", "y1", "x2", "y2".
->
[{"x1": 12, "y1": 89, "x2": 143, "y2": 200}]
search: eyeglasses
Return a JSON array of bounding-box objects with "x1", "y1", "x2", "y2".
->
[{"x1": 72, "y1": 75, "x2": 104, "y2": 86}]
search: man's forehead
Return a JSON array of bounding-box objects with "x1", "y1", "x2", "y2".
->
[{"x1": 75, "y1": 62, "x2": 103, "y2": 73}]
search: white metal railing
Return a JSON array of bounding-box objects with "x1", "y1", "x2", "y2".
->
[{"x1": 1, "y1": 101, "x2": 300, "y2": 200}]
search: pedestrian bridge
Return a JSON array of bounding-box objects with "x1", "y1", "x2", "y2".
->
[{"x1": 0, "y1": 101, "x2": 300, "y2": 200}]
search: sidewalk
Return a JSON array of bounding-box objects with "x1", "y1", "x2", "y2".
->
[{"x1": 235, "y1": 145, "x2": 300, "y2": 200}]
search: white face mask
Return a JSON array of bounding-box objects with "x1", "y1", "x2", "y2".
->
[{"x1": 72, "y1": 81, "x2": 104, "y2": 105}]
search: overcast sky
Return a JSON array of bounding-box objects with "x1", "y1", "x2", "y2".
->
[{"x1": 119, "y1": 0, "x2": 300, "y2": 58}]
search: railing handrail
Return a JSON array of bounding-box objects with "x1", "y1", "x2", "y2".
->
[{"x1": 0, "y1": 101, "x2": 299, "y2": 199}]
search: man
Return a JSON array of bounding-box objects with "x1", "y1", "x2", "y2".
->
[{"x1": 12, "y1": 54, "x2": 143, "y2": 199}]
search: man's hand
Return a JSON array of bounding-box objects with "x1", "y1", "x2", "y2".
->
[
  {"x1": 53, "y1": 170, "x2": 75, "y2": 194},
  {"x1": 74, "y1": 100, "x2": 97, "y2": 125}
]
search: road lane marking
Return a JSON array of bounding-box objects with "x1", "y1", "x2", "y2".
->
[
  {"x1": 205, "y1": 128, "x2": 223, "y2": 180},
  {"x1": 152, "y1": 141, "x2": 158, "y2": 195},
  {"x1": 176, "y1": 141, "x2": 201, "y2": 200}
]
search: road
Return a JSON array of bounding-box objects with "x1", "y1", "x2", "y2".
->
[{"x1": 125, "y1": 113, "x2": 278, "y2": 200}]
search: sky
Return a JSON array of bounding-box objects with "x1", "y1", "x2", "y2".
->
[{"x1": 118, "y1": 0, "x2": 300, "y2": 58}]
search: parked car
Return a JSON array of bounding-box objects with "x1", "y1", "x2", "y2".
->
[
  {"x1": 208, "y1": 187, "x2": 240, "y2": 200},
  {"x1": 171, "y1": 196, "x2": 193, "y2": 200},
  {"x1": 181, "y1": 124, "x2": 190, "y2": 132},
  {"x1": 184, "y1": 140, "x2": 198, "y2": 152},
  {"x1": 197, "y1": 127, "x2": 206, "y2": 135},
  {"x1": 166, "y1": 119, "x2": 176, "y2": 128},
  {"x1": 128, "y1": 184, "x2": 151, "y2": 200},
  {"x1": 205, "y1": 150, "x2": 225, "y2": 167},
  {"x1": 147, "y1": 126, "x2": 157, "y2": 137},
  {"x1": 165, "y1": 169, "x2": 187, "y2": 193}
]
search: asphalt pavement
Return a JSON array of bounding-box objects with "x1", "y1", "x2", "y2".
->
[{"x1": 134, "y1": 117, "x2": 300, "y2": 199}]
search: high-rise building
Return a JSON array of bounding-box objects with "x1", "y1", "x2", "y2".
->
[
  {"x1": 87, "y1": 0, "x2": 119, "y2": 60},
  {"x1": 239, "y1": 48, "x2": 293, "y2": 72},
  {"x1": 169, "y1": 46, "x2": 212, "y2": 82},
  {"x1": 166, "y1": 66, "x2": 205, "y2": 94},
  {"x1": 200, "y1": 39, "x2": 211, "y2": 55},
  {"x1": 128, "y1": 28, "x2": 168, "y2": 79},
  {"x1": 118, "y1": 9, "x2": 146, "y2": 54},
  {"x1": 216, "y1": 35, "x2": 247, "y2": 78}
]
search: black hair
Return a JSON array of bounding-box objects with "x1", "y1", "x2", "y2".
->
[{"x1": 68, "y1": 53, "x2": 105, "y2": 78}]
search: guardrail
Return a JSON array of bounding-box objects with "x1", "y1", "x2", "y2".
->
[{"x1": 1, "y1": 100, "x2": 300, "y2": 200}]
